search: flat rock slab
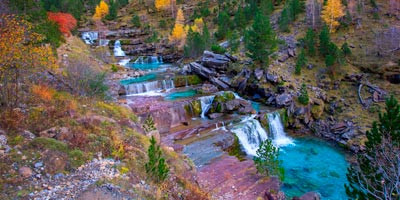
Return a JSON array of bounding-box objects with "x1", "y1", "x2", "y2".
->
[{"x1": 197, "y1": 155, "x2": 280, "y2": 200}]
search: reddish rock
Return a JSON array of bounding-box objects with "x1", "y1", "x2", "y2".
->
[{"x1": 19, "y1": 166, "x2": 33, "y2": 178}]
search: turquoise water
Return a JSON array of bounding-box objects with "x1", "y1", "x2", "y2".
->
[
  {"x1": 127, "y1": 63, "x2": 164, "y2": 70},
  {"x1": 279, "y1": 137, "x2": 348, "y2": 199},
  {"x1": 164, "y1": 89, "x2": 198, "y2": 100},
  {"x1": 120, "y1": 74, "x2": 157, "y2": 85},
  {"x1": 251, "y1": 101, "x2": 260, "y2": 112}
]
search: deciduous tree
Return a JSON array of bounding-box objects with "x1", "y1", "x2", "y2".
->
[
  {"x1": 155, "y1": 0, "x2": 170, "y2": 11},
  {"x1": 93, "y1": 0, "x2": 109, "y2": 20},
  {"x1": 169, "y1": 8, "x2": 186, "y2": 45},
  {"x1": 47, "y1": 12, "x2": 77, "y2": 37},
  {"x1": 321, "y1": 0, "x2": 345, "y2": 32}
]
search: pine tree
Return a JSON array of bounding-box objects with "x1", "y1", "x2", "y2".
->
[
  {"x1": 245, "y1": 11, "x2": 277, "y2": 64},
  {"x1": 288, "y1": 0, "x2": 303, "y2": 21},
  {"x1": 184, "y1": 28, "x2": 205, "y2": 58},
  {"x1": 143, "y1": 115, "x2": 156, "y2": 133},
  {"x1": 202, "y1": 22, "x2": 211, "y2": 49},
  {"x1": 145, "y1": 136, "x2": 169, "y2": 183},
  {"x1": 341, "y1": 42, "x2": 351, "y2": 56},
  {"x1": 234, "y1": 6, "x2": 247, "y2": 31},
  {"x1": 319, "y1": 25, "x2": 331, "y2": 57},
  {"x1": 260, "y1": 0, "x2": 274, "y2": 15},
  {"x1": 215, "y1": 10, "x2": 230, "y2": 40},
  {"x1": 321, "y1": 0, "x2": 345, "y2": 32},
  {"x1": 298, "y1": 83, "x2": 309, "y2": 105},
  {"x1": 346, "y1": 96, "x2": 400, "y2": 199},
  {"x1": 106, "y1": 0, "x2": 117, "y2": 20},
  {"x1": 295, "y1": 48, "x2": 307, "y2": 75},
  {"x1": 253, "y1": 139, "x2": 284, "y2": 180},
  {"x1": 304, "y1": 28, "x2": 316, "y2": 56},
  {"x1": 279, "y1": 8, "x2": 290, "y2": 32}
]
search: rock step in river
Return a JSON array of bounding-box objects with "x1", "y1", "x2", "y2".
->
[{"x1": 120, "y1": 58, "x2": 349, "y2": 199}]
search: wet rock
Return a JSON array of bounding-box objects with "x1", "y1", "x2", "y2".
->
[
  {"x1": 118, "y1": 86, "x2": 126, "y2": 96},
  {"x1": 201, "y1": 84, "x2": 219, "y2": 93},
  {"x1": 276, "y1": 93, "x2": 292, "y2": 107},
  {"x1": 208, "y1": 113, "x2": 224, "y2": 119},
  {"x1": 299, "y1": 192, "x2": 321, "y2": 200},
  {"x1": 19, "y1": 166, "x2": 33, "y2": 178}
]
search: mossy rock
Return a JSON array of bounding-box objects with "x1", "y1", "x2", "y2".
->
[
  {"x1": 311, "y1": 104, "x2": 324, "y2": 119},
  {"x1": 277, "y1": 108, "x2": 289, "y2": 128},
  {"x1": 185, "y1": 100, "x2": 202, "y2": 116},
  {"x1": 226, "y1": 135, "x2": 246, "y2": 161},
  {"x1": 174, "y1": 75, "x2": 202, "y2": 87}
]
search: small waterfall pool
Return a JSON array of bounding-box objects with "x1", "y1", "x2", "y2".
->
[
  {"x1": 120, "y1": 74, "x2": 157, "y2": 85},
  {"x1": 230, "y1": 112, "x2": 349, "y2": 199},
  {"x1": 164, "y1": 89, "x2": 198, "y2": 101},
  {"x1": 279, "y1": 137, "x2": 349, "y2": 199},
  {"x1": 127, "y1": 56, "x2": 165, "y2": 70}
]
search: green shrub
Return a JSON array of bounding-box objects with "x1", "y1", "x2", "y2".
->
[
  {"x1": 295, "y1": 48, "x2": 307, "y2": 75},
  {"x1": 132, "y1": 15, "x2": 141, "y2": 28},
  {"x1": 111, "y1": 64, "x2": 118, "y2": 72},
  {"x1": 142, "y1": 115, "x2": 156, "y2": 133},
  {"x1": 211, "y1": 44, "x2": 227, "y2": 54},
  {"x1": 298, "y1": 84, "x2": 309, "y2": 105},
  {"x1": 158, "y1": 19, "x2": 166, "y2": 29},
  {"x1": 253, "y1": 139, "x2": 284, "y2": 181},
  {"x1": 68, "y1": 149, "x2": 88, "y2": 168},
  {"x1": 30, "y1": 137, "x2": 69, "y2": 152},
  {"x1": 145, "y1": 136, "x2": 169, "y2": 183}
]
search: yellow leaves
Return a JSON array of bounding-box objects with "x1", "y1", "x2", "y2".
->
[
  {"x1": 32, "y1": 85, "x2": 55, "y2": 102},
  {"x1": 93, "y1": 0, "x2": 109, "y2": 20},
  {"x1": 169, "y1": 8, "x2": 186, "y2": 43},
  {"x1": 321, "y1": 0, "x2": 345, "y2": 32},
  {"x1": 169, "y1": 23, "x2": 186, "y2": 42},
  {"x1": 155, "y1": 0, "x2": 170, "y2": 11},
  {"x1": 191, "y1": 18, "x2": 204, "y2": 33}
]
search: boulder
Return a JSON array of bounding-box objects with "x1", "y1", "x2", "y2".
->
[
  {"x1": 190, "y1": 62, "x2": 217, "y2": 78},
  {"x1": 208, "y1": 113, "x2": 224, "y2": 119},
  {"x1": 276, "y1": 93, "x2": 292, "y2": 107},
  {"x1": 266, "y1": 73, "x2": 279, "y2": 83},
  {"x1": 224, "y1": 53, "x2": 238, "y2": 62},
  {"x1": 254, "y1": 68, "x2": 264, "y2": 80},
  {"x1": 201, "y1": 84, "x2": 219, "y2": 93},
  {"x1": 118, "y1": 86, "x2": 127, "y2": 96},
  {"x1": 210, "y1": 77, "x2": 230, "y2": 90},
  {"x1": 225, "y1": 99, "x2": 241, "y2": 111},
  {"x1": 19, "y1": 166, "x2": 33, "y2": 178},
  {"x1": 201, "y1": 51, "x2": 231, "y2": 70},
  {"x1": 20, "y1": 130, "x2": 36, "y2": 140},
  {"x1": 43, "y1": 150, "x2": 68, "y2": 174}
]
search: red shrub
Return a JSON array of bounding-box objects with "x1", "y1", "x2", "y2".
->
[{"x1": 47, "y1": 12, "x2": 77, "y2": 37}]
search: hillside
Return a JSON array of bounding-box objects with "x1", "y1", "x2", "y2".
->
[{"x1": 0, "y1": 0, "x2": 399, "y2": 199}]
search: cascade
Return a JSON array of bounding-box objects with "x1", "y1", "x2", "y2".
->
[
  {"x1": 199, "y1": 95, "x2": 215, "y2": 119},
  {"x1": 81, "y1": 32, "x2": 98, "y2": 45},
  {"x1": 124, "y1": 79, "x2": 174, "y2": 95},
  {"x1": 267, "y1": 112, "x2": 293, "y2": 147},
  {"x1": 118, "y1": 59, "x2": 131, "y2": 66},
  {"x1": 114, "y1": 40, "x2": 126, "y2": 57},
  {"x1": 134, "y1": 56, "x2": 163, "y2": 64},
  {"x1": 231, "y1": 116, "x2": 269, "y2": 156}
]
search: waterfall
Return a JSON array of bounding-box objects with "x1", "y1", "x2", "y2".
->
[
  {"x1": 81, "y1": 32, "x2": 98, "y2": 45},
  {"x1": 118, "y1": 59, "x2": 131, "y2": 66},
  {"x1": 199, "y1": 95, "x2": 215, "y2": 119},
  {"x1": 124, "y1": 79, "x2": 174, "y2": 95},
  {"x1": 231, "y1": 116, "x2": 269, "y2": 156},
  {"x1": 114, "y1": 40, "x2": 126, "y2": 57},
  {"x1": 134, "y1": 56, "x2": 163, "y2": 64},
  {"x1": 267, "y1": 112, "x2": 294, "y2": 147}
]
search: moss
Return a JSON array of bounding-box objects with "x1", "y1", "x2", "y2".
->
[
  {"x1": 311, "y1": 104, "x2": 324, "y2": 119},
  {"x1": 174, "y1": 75, "x2": 202, "y2": 87},
  {"x1": 95, "y1": 102, "x2": 138, "y2": 122},
  {"x1": 277, "y1": 108, "x2": 289, "y2": 127},
  {"x1": 8, "y1": 135, "x2": 24, "y2": 146},
  {"x1": 223, "y1": 92, "x2": 235, "y2": 101},
  {"x1": 30, "y1": 137, "x2": 69, "y2": 153},
  {"x1": 226, "y1": 135, "x2": 246, "y2": 161},
  {"x1": 68, "y1": 149, "x2": 88, "y2": 169}
]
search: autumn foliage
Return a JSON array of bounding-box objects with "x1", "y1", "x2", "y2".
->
[
  {"x1": 321, "y1": 0, "x2": 345, "y2": 32},
  {"x1": 32, "y1": 84, "x2": 55, "y2": 102},
  {"x1": 155, "y1": 0, "x2": 170, "y2": 11},
  {"x1": 169, "y1": 8, "x2": 186, "y2": 44},
  {"x1": 47, "y1": 12, "x2": 77, "y2": 37},
  {"x1": 93, "y1": 0, "x2": 109, "y2": 20}
]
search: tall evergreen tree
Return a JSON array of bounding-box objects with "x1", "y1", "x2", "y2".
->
[
  {"x1": 295, "y1": 48, "x2": 307, "y2": 75},
  {"x1": 304, "y1": 28, "x2": 316, "y2": 56},
  {"x1": 279, "y1": 8, "x2": 290, "y2": 32},
  {"x1": 260, "y1": 0, "x2": 274, "y2": 15},
  {"x1": 106, "y1": 0, "x2": 117, "y2": 20},
  {"x1": 215, "y1": 10, "x2": 230, "y2": 40},
  {"x1": 245, "y1": 11, "x2": 277, "y2": 64},
  {"x1": 234, "y1": 6, "x2": 247, "y2": 31},
  {"x1": 145, "y1": 136, "x2": 169, "y2": 183},
  {"x1": 184, "y1": 28, "x2": 205, "y2": 58},
  {"x1": 346, "y1": 96, "x2": 400, "y2": 199},
  {"x1": 319, "y1": 25, "x2": 331, "y2": 57}
]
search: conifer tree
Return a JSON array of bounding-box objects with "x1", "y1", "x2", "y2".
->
[
  {"x1": 319, "y1": 25, "x2": 331, "y2": 56},
  {"x1": 346, "y1": 96, "x2": 400, "y2": 199},
  {"x1": 106, "y1": 0, "x2": 117, "y2": 20},
  {"x1": 341, "y1": 42, "x2": 351, "y2": 56},
  {"x1": 295, "y1": 48, "x2": 307, "y2": 75},
  {"x1": 215, "y1": 10, "x2": 230, "y2": 40},
  {"x1": 145, "y1": 136, "x2": 169, "y2": 183},
  {"x1": 184, "y1": 28, "x2": 205, "y2": 58},
  {"x1": 234, "y1": 6, "x2": 247, "y2": 31},
  {"x1": 253, "y1": 139, "x2": 284, "y2": 181},
  {"x1": 279, "y1": 8, "x2": 290, "y2": 32},
  {"x1": 304, "y1": 28, "x2": 316, "y2": 56},
  {"x1": 298, "y1": 83, "x2": 309, "y2": 105},
  {"x1": 245, "y1": 11, "x2": 277, "y2": 64},
  {"x1": 321, "y1": 0, "x2": 345, "y2": 32},
  {"x1": 260, "y1": 0, "x2": 274, "y2": 15},
  {"x1": 202, "y1": 22, "x2": 211, "y2": 49}
]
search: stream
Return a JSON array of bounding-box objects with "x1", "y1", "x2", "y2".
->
[{"x1": 120, "y1": 58, "x2": 349, "y2": 199}]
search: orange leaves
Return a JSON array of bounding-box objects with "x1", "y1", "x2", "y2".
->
[
  {"x1": 93, "y1": 0, "x2": 109, "y2": 20},
  {"x1": 155, "y1": 0, "x2": 170, "y2": 11},
  {"x1": 47, "y1": 12, "x2": 77, "y2": 37},
  {"x1": 169, "y1": 8, "x2": 186, "y2": 44},
  {"x1": 32, "y1": 85, "x2": 55, "y2": 102}
]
